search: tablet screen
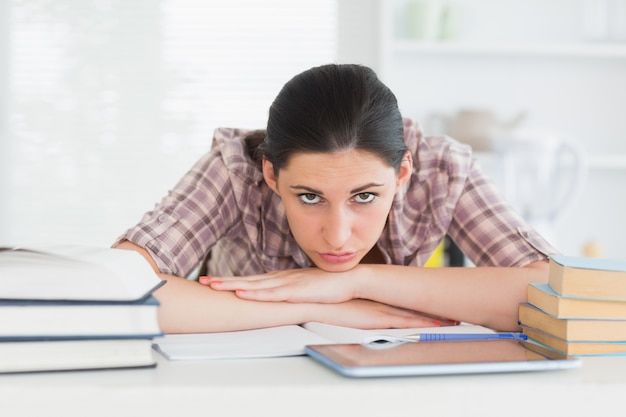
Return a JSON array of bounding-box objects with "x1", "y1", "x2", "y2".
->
[{"x1": 304, "y1": 340, "x2": 581, "y2": 378}]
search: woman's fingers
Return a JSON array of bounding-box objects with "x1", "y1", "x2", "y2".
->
[{"x1": 199, "y1": 275, "x2": 282, "y2": 290}]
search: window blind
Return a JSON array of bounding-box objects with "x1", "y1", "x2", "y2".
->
[{"x1": 0, "y1": 0, "x2": 337, "y2": 246}]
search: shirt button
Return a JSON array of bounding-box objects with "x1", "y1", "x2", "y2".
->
[{"x1": 157, "y1": 214, "x2": 169, "y2": 223}]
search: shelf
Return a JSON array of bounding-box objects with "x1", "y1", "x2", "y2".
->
[{"x1": 391, "y1": 40, "x2": 626, "y2": 59}]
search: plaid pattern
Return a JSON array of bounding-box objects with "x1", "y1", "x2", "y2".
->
[{"x1": 115, "y1": 119, "x2": 557, "y2": 277}]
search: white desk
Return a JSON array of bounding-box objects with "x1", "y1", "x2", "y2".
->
[{"x1": 1, "y1": 351, "x2": 623, "y2": 417}]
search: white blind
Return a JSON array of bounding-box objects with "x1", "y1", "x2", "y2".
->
[{"x1": 1, "y1": 0, "x2": 337, "y2": 247}]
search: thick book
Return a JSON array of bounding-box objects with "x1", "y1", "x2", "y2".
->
[
  {"x1": 0, "y1": 296, "x2": 162, "y2": 339},
  {"x1": 549, "y1": 255, "x2": 626, "y2": 300},
  {"x1": 0, "y1": 245, "x2": 164, "y2": 301},
  {"x1": 521, "y1": 325, "x2": 626, "y2": 356},
  {"x1": 528, "y1": 282, "x2": 626, "y2": 319},
  {"x1": 153, "y1": 321, "x2": 495, "y2": 360},
  {"x1": 0, "y1": 338, "x2": 156, "y2": 374},
  {"x1": 518, "y1": 302, "x2": 626, "y2": 342}
]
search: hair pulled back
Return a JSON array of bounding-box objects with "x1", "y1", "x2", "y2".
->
[{"x1": 255, "y1": 64, "x2": 406, "y2": 174}]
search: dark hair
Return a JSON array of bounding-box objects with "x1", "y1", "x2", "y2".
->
[{"x1": 246, "y1": 64, "x2": 406, "y2": 174}]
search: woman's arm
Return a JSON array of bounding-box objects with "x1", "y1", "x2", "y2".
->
[
  {"x1": 355, "y1": 262, "x2": 549, "y2": 331},
  {"x1": 202, "y1": 261, "x2": 549, "y2": 331},
  {"x1": 115, "y1": 241, "x2": 443, "y2": 333}
]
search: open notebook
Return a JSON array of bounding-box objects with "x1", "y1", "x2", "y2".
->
[{"x1": 152, "y1": 321, "x2": 495, "y2": 360}]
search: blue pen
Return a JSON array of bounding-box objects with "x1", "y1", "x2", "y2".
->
[
  {"x1": 365, "y1": 332, "x2": 527, "y2": 345},
  {"x1": 403, "y1": 332, "x2": 528, "y2": 342}
]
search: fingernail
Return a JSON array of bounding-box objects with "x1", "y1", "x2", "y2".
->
[{"x1": 432, "y1": 320, "x2": 442, "y2": 326}]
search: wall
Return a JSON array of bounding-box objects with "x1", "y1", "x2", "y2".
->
[{"x1": 338, "y1": 0, "x2": 626, "y2": 259}]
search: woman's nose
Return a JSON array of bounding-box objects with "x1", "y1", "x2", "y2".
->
[{"x1": 322, "y1": 207, "x2": 352, "y2": 249}]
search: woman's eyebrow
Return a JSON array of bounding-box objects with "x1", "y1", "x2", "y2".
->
[
  {"x1": 350, "y1": 183, "x2": 384, "y2": 194},
  {"x1": 290, "y1": 185, "x2": 323, "y2": 194},
  {"x1": 289, "y1": 183, "x2": 385, "y2": 195}
]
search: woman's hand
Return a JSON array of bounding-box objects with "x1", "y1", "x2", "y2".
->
[
  {"x1": 199, "y1": 267, "x2": 360, "y2": 303},
  {"x1": 309, "y1": 299, "x2": 455, "y2": 329}
]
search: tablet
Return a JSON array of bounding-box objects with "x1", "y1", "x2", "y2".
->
[{"x1": 304, "y1": 339, "x2": 581, "y2": 378}]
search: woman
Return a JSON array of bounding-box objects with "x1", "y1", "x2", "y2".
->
[{"x1": 114, "y1": 64, "x2": 556, "y2": 333}]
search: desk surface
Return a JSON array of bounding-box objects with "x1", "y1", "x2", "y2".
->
[{"x1": 2, "y1": 351, "x2": 624, "y2": 417}]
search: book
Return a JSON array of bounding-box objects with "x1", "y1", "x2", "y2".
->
[
  {"x1": 0, "y1": 245, "x2": 164, "y2": 301},
  {"x1": 153, "y1": 321, "x2": 495, "y2": 360},
  {"x1": 0, "y1": 296, "x2": 162, "y2": 339},
  {"x1": 528, "y1": 282, "x2": 626, "y2": 319},
  {"x1": 153, "y1": 325, "x2": 333, "y2": 360},
  {"x1": 0, "y1": 244, "x2": 164, "y2": 374},
  {"x1": 549, "y1": 255, "x2": 626, "y2": 300},
  {"x1": 521, "y1": 325, "x2": 626, "y2": 356},
  {"x1": 518, "y1": 302, "x2": 626, "y2": 342},
  {"x1": 0, "y1": 338, "x2": 156, "y2": 374}
]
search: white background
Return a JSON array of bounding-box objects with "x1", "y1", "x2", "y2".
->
[
  {"x1": 0, "y1": 0, "x2": 336, "y2": 247},
  {"x1": 1, "y1": 0, "x2": 625, "y2": 260}
]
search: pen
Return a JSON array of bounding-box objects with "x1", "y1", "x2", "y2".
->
[
  {"x1": 403, "y1": 332, "x2": 528, "y2": 342},
  {"x1": 364, "y1": 332, "x2": 528, "y2": 345}
]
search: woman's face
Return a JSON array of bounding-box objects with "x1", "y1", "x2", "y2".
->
[{"x1": 263, "y1": 149, "x2": 412, "y2": 272}]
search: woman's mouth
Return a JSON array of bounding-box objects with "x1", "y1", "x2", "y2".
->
[{"x1": 318, "y1": 252, "x2": 357, "y2": 264}]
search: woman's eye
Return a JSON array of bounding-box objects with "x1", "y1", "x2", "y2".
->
[
  {"x1": 354, "y1": 192, "x2": 375, "y2": 204},
  {"x1": 299, "y1": 193, "x2": 321, "y2": 204}
]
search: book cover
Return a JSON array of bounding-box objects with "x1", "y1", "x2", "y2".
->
[
  {"x1": 0, "y1": 338, "x2": 156, "y2": 374},
  {"x1": 518, "y1": 302, "x2": 626, "y2": 342},
  {"x1": 0, "y1": 245, "x2": 164, "y2": 301},
  {"x1": 0, "y1": 295, "x2": 162, "y2": 339},
  {"x1": 522, "y1": 325, "x2": 626, "y2": 356},
  {"x1": 549, "y1": 255, "x2": 626, "y2": 300},
  {"x1": 528, "y1": 282, "x2": 626, "y2": 319}
]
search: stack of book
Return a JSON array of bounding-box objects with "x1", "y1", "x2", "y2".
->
[
  {"x1": 0, "y1": 245, "x2": 164, "y2": 373},
  {"x1": 519, "y1": 254, "x2": 626, "y2": 356}
]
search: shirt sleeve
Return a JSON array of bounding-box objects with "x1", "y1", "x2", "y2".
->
[
  {"x1": 114, "y1": 144, "x2": 240, "y2": 277},
  {"x1": 447, "y1": 158, "x2": 560, "y2": 267}
]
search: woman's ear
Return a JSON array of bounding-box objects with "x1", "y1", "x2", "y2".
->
[
  {"x1": 395, "y1": 151, "x2": 413, "y2": 191},
  {"x1": 262, "y1": 158, "x2": 280, "y2": 195}
]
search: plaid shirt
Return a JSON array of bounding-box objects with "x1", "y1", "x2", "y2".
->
[{"x1": 115, "y1": 118, "x2": 557, "y2": 278}]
